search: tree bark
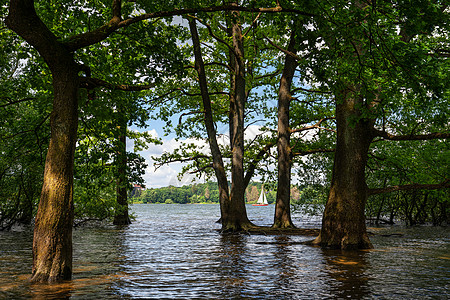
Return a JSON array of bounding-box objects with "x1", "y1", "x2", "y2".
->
[
  {"x1": 188, "y1": 18, "x2": 230, "y2": 225},
  {"x1": 31, "y1": 69, "x2": 79, "y2": 282},
  {"x1": 313, "y1": 88, "x2": 374, "y2": 249},
  {"x1": 6, "y1": 0, "x2": 79, "y2": 282},
  {"x1": 273, "y1": 29, "x2": 298, "y2": 229},
  {"x1": 224, "y1": 8, "x2": 254, "y2": 231},
  {"x1": 113, "y1": 115, "x2": 131, "y2": 225}
]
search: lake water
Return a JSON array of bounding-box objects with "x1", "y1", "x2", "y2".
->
[{"x1": 0, "y1": 204, "x2": 449, "y2": 299}]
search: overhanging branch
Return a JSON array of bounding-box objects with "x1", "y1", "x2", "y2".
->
[
  {"x1": 292, "y1": 148, "x2": 335, "y2": 157},
  {"x1": 369, "y1": 180, "x2": 449, "y2": 195},
  {"x1": 79, "y1": 77, "x2": 156, "y2": 91},
  {"x1": 373, "y1": 129, "x2": 450, "y2": 141},
  {"x1": 65, "y1": 3, "x2": 315, "y2": 51}
]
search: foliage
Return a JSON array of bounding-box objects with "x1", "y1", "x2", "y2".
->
[
  {"x1": 366, "y1": 138, "x2": 449, "y2": 225},
  {"x1": 291, "y1": 184, "x2": 328, "y2": 216},
  {"x1": 0, "y1": 15, "x2": 51, "y2": 229}
]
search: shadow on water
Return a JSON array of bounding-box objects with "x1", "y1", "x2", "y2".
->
[{"x1": 320, "y1": 249, "x2": 371, "y2": 299}]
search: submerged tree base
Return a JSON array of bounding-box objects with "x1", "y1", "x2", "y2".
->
[{"x1": 311, "y1": 233, "x2": 374, "y2": 250}]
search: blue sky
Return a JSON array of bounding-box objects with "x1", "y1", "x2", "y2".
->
[{"x1": 128, "y1": 114, "x2": 273, "y2": 189}]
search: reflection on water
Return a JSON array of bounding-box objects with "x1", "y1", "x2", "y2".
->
[
  {"x1": 322, "y1": 249, "x2": 370, "y2": 299},
  {"x1": 0, "y1": 204, "x2": 448, "y2": 299}
]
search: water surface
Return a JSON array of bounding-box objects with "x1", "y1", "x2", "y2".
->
[{"x1": 0, "y1": 204, "x2": 448, "y2": 299}]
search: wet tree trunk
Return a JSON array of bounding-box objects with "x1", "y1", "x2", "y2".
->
[
  {"x1": 273, "y1": 30, "x2": 298, "y2": 229},
  {"x1": 6, "y1": 0, "x2": 79, "y2": 282},
  {"x1": 113, "y1": 116, "x2": 131, "y2": 225},
  {"x1": 313, "y1": 88, "x2": 374, "y2": 249}
]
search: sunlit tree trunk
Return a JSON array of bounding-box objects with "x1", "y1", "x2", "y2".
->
[
  {"x1": 6, "y1": 0, "x2": 79, "y2": 282},
  {"x1": 313, "y1": 87, "x2": 373, "y2": 249},
  {"x1": 31, "y1": 69, "x2": 79, "y2": 281},
  {"x1": 273, "y1": 30, "x2": 298, "y2": 229}
]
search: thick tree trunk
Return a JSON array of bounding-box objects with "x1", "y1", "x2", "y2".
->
[
  {"x1": 313, "y1": 88, "x2": 373, "y2": 249},
  {"x1": 6, "y1": 0, "x2": 80, "y2": 282},
  {"x1": 31, "y1": 69, "x2": 79, "y2": 282},
  {"x1": 223, "y1": 9, "x2": 254, "y2": 231},
  {"x1": 113, "y1": 119, "x2": 131, "y2": 225},
  {"x1": 273, "y1": 30, "x2": 298, "y2": 229}
]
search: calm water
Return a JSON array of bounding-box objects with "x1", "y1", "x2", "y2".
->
[{"x1": 0, "y1": 204, "x2": 448, "y2": 299}]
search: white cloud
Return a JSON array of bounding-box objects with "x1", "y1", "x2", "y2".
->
[
  {"x1": 130, "y1": 125, "x2": 272, "y2": 188},
  {"x1": 130, "y1": 135, "x2": 208, "y2": 188}
]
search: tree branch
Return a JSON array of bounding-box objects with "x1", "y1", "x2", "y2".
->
[
  {"x1": 244, "y1": 139, "x2": 277, "y2": 188},
  {"x1": 263, "y1": 34, "x2": 305, "y2": 61},
  {"x1": 243, "y1": 12, "x2": 262, "y2": 37},
  {"x1": 291, "y1": 118, "x2": 335, "y2": 134},
  {"x1": 154, "y1": 154, "x2": 210, "y2": 170},
  {"x1": 66, "y1": 3, "x2": 315, "y2": 51},
  {"x1": 373, "y1": 129, "x2": 450, "y2": 141},
  {"x1": 292, "y1": 148, "x2": 335, "y2": 157},
  {"x1": 0, "y1": 97, "x2": 36, "y2": 108},
  {"x1": 291, "y1": 87, "x2": 332, "y2": 94},
  {"x1": 369, "y1": 180, "x2": 450, "y2": 195},
  {"x1": 119, "y1": 4, "x2": 314, "y2": 29},
  {"x1": 79, "y1": 77, "x2": 156, "y2": 91}
]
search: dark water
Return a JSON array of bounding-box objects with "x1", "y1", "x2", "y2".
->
[{"x1": 0, "y1": 204, "x2": 448, "y2": 299}]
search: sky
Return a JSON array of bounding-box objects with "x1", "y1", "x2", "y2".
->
[{"x1": 128, "y1": 115, "x2": 273, "y2": 189}]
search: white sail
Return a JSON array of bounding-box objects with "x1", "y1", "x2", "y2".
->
[{"x1": 257, "y1": 186, "x2": 268, "y2": 205}]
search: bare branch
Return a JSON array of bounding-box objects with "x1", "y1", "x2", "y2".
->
[
  {"x1": 291, "y1": 118, "x2": 336, "y2": 134},
  {"x1": 243, "y1": 12, "x2": 262, "y2": 37}
]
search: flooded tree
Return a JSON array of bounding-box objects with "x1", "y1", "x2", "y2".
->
[
  {"x1": 6, "y1": 0, "x2": 81, "y2": 281},
  {"x1": 309, "y1": 1, "x2": 449, "y2": 249},
  {"x1": 188, "y1": 13, "x2": 254, "y2": 231},
  {"x1": 4, "y1": 0, "x2": 448, "y2": 283},
  {"x1": 273, "y1": 28, "x2": 298, "y2": 229}
]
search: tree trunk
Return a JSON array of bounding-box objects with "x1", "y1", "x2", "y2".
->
[
  {"x1": 6, "y1": 0, "x2": 80, "y2": 282},
  {"x1": 113, "y1": 116, "x2": 131, "y2": 225},
  {"x1": 273, "y1": 29, "x2": 298, "y2": 229},
  {"x1": 31, "y1": 69, "x2": 79, "y2": 282},
  {"x1": 313, "y1": 88, "x2": 373, "y2": 249},
  {"x1": 223, "y1": 9, "x2": 254, "y2": 231},
  {"x1": 188, "y1": 18, "x2": 231, "y2": 227}
]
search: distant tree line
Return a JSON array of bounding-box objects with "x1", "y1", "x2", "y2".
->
[{"x1": 131, "y1": 182, "x2": 300, "y2": 205}]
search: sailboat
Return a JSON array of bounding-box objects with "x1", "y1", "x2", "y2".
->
[{"x1": 252, "y1": 185, "x2": 268, "y2": 206}]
